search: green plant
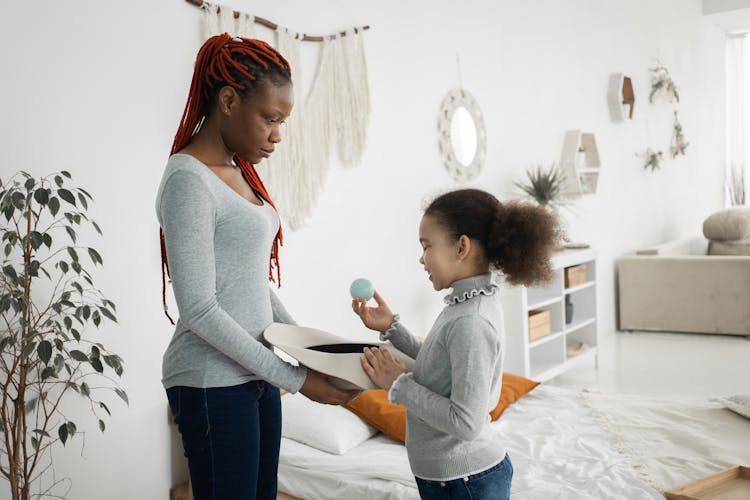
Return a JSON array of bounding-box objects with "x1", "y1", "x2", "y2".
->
[
  {"x1": 0, "y1": 171, "x2": 126, "y2": 499},
  {"x1": 514, "y1": 164, "x2": 568, "y2": 209}
]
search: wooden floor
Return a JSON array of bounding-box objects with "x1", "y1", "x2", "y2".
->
[
  {"x1": 171, "y1": 481, "x2": 301, "y2": 500},
  {"x1": 277, "y1": 491, "x2": 301, "y2": 500}
]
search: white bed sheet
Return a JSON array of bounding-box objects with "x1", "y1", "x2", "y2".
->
[
  {"x1": 278, "y1": 385, "x2": 750, "y2": 499},
  {"x1": 279, "y1": 434, "x2": 419, "y2": 500}
]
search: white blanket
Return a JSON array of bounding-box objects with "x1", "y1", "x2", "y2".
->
[
  {"x1": 279, "y1": 385, "x2": 750, "y2": 499},
  {"x1": 580, "y1": 389, "x2": 750, "y2": 492},
  {"x1": 491, "y1": 385, "x2": 661, "y2": 500}
]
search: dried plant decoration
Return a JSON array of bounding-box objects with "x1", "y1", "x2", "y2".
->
[
  {"x1": 638, "y1": 148, "x2": 664, "y2": 172},
  {"x1": 649, "y1": 61, "x2": 679, "y2": 104},
  {"x1": 670, "y1": 111, "x2": 689, "y2": 158},
  {"x1": 727, "y1": 163, "x2": 745, "y2": 206}
]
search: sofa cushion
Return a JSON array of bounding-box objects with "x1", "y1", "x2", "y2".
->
[
  {"x1": 703, "y1": 207, "x2": 750, "y2": 241},
  {"x1": 708, "y1": 240, "x2": 750, "y2": 256}
]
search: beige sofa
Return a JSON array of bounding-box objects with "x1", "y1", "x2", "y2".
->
[{"x1": 617, "y1": 208, "x2": 750, "y2": 336}]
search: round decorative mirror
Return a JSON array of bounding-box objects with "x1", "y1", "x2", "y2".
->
[{"x1": 437, "y1": 88, "x2": 487, "y2": 182}]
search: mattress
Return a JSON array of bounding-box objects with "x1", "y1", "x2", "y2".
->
[{"x1": 278, "y1": 385, "x2": 750, "y2": 499}]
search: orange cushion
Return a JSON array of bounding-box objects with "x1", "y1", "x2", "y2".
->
[
  {"x1": 344, "y1": 372, "x2": 539, "y2": 443},
  {"x1": 490, "y1": 372, "x2": 540, "y2": 421},
  {"x1": 345, "y1": 389, "x2": 407, "y2": 443}
]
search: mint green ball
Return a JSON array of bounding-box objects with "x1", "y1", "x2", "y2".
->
[{"x1": 350, "y1": 278, "x2": 374, "y2": 300}]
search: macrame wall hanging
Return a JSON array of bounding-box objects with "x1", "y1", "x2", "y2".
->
[{"x1": 187, "y1": 0, "x2": 371, "y2": 229}]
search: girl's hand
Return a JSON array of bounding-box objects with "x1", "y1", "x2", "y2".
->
[
  {"x1": 361, "y1": 347, "x2": 406, "y2": 390},
  {"x1": 351, "y1": 291, "x2": 395, "y2": 333}
]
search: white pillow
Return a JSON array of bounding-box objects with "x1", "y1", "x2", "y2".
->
[
  {"x1": 718, "y1": 394, "x2": 750, "y2": 420},
  {"x1": 281, "y1": 392, "x2": 377, "y2": 454}
]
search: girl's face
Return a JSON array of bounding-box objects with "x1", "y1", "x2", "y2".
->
[
  {"x1": 418, "y1": 214, "x2": 461, "y2": 291},
  {"x1": 220, "y1": 81, "x2": 294, "y2": 164}
]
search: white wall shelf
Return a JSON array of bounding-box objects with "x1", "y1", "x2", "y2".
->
[
  {"x1": 565, "y1": 317, "x2": 596, "y2": 335},
  {"x1": 529, "y1": 330, "x2": 564, "y2": 349},
  {"x1": 564, "y1": 281, "x2": 595, "y2": 295},
  {"x1": 528, "y1": 296, "x2": 562, "y2": 310},
  {"x1": 500, "y1": 248, "x2": 598, "y2": 382},
  {"x1": 560, "y1": 130, "x2": 601, "y2": 196},
  {"x1": 607, "y1": 72, "x2": 635, "y2": 121}
]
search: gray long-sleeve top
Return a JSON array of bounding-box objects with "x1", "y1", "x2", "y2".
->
[
  {"x1": 155, "y1": 154, "x2": 307, "y2": 392},
  {"x1": 385, "y1": 273, "x2": 507, "y2": 481}
]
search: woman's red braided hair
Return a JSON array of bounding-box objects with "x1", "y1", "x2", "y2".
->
[{"x1": 160, "y1": 33, "x2": 291, "y2": 324}]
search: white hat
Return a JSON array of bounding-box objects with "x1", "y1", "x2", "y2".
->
[{"x1": 264, "y1": 323, "x2": 415, "y2": 390}]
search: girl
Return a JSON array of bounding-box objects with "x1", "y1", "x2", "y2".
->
[
  {"x1": 352, "y1": 188, "x2": 562, "y2": 500},
  {"x1": 157, "y1": 34, "x2": 357, "y2": 500}
]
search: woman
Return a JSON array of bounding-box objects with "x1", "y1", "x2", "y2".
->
[{"x1": 156, "y1": 34, "x2": 357, "y2": 500}]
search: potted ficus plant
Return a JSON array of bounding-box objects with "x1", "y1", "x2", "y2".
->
[{"x1": 0, "y1": 170, "x2": 126, "y2": 499}]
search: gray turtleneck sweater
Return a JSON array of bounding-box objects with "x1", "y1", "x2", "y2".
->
[
  {"x1": 384, "y1": 273, "x2": 506, "y2": 481},
  {"x1": 156, "y1": 154, "x2": 307, "y2": 393}
]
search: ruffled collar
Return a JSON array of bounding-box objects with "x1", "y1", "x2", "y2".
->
[{"x1": 443, "y1": 273, "x2": 498, "y2": 305}]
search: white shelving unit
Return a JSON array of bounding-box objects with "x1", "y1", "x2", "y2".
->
[
  {"x1": 500, "y1": 248, "x2": 598, "y2": 382},
  {"x1": 560, "y1": 130, "x2": 601, "y2": 196}
]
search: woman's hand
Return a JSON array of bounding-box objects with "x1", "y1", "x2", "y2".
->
[
  {"x1": 361, "y1": 347, "x2": 406, "y2": 390},
  {"x1": 351, "y1": 291, "x2": 395, "y2": 333},
  {"x1": 299, "y1": 369, "x2": 361, "y2": 405}
]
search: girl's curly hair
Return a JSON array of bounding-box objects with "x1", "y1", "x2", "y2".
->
[{"x1": 425, "y1": 189, "x2": 564, "y2": 286}]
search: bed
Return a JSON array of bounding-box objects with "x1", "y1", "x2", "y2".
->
[{"x1": 277, "y1": 384, "x2": 750, "y2": 499}]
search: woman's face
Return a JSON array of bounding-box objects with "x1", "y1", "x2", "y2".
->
[
  {"x1": 418, "y1": 214, "x2": 461, "y2": 291},
  {"x1": 220, "y1": 81, "x2": 294, "y2": 164}
]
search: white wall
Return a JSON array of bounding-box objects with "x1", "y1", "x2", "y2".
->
[
  {"x1": 703, "y1": 0, "x2": 750, "y2": 32},
  {"x1": 0, "y1": 0, "x2": 725, "y2": 498},
  {"x1": 703, "y1": 0, "x2": 750, "y2": 15}
]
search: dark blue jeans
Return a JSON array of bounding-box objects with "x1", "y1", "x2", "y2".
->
[
  {"x1": 167, "y1": 380, "x2": 281, "y2": 500},
  {"x1": 415, "y1": 454, "x2": 513, "y2": 500}
]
